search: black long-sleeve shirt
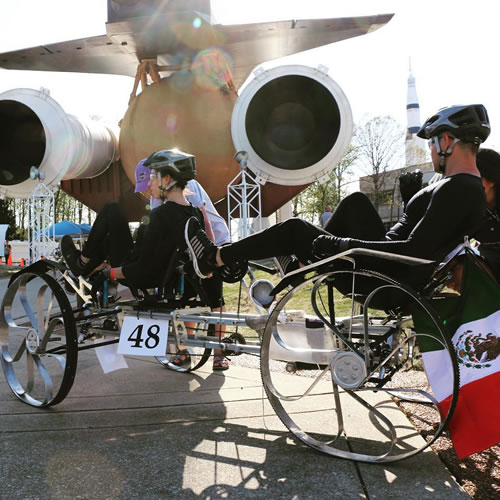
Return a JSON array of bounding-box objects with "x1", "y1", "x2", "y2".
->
[
  {"x1": 122, "y1": 201, "x2": 203, "y2": 289},
  {"x1": 346, "y1": 174, "x2": 486, "y2": 261}
]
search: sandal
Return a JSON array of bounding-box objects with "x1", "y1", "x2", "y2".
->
[
  {"x1": 213, "y1": 355, "x2": 229, "y2": 371},
  {"x1": 171, "y1": 349, "x2": 191, "y2": 368}
]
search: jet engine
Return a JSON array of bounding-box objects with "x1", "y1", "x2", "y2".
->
[
  {"x1": 232, "y1": 64, "x2": 353, "y2": 187},
  {"x1": 0, "y1": 64, "x2": 352, "y2": 219},
  {"x1": 0, "y1": 88, "x2": 118, "y2": 199}
]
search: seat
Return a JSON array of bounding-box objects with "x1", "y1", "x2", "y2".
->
[{"x1": 130, "y1": 248, "x2": 209, "y2": 311}]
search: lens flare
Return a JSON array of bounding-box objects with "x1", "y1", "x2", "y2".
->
[
  {"x1": 165, "y1": 113, "x2": 177, "y2": 132},
  {"x1": 193, "y1": 17, "x2": 202, "y2": 29},
  {"x1": 192, "y1": 48, "x2": 234, "y2": 90}
]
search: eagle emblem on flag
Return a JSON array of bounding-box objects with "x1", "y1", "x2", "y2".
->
[{"x1": 456, "y1": 330, "x2": 500, "y2": 368}]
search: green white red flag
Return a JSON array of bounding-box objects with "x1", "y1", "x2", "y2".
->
[{"x1": 418, "y1": 253, "x2": 500, "y2": 458}]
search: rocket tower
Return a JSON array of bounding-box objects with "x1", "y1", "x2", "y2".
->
[{"x1": 405, "y1": 61, "x2": 427, "y2": 166}]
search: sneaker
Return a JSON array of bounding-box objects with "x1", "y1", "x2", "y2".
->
[
  {"x1": 61, "y1": 235, "x2": 85, "y2": 276},
  {"x1": 60, "y1": 234, "x2": 100, "y2": 277},
  {"x1": 184, "y1": 217, "x2": 218, "y2": 279},
  {"x1": 212, "y1": 354, "x2": 229, "y2": 371}
]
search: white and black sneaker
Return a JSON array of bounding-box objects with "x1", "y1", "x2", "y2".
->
[{"x1": 184, "y1": 217, "x2": 218, "y2": 279}]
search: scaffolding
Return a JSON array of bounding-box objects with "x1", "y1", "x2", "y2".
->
[
  {"x1": 28, "y1": 169, "x2": 56, "y2": 263},
  {"x1": 227, "y1": 151, "x2": 262, "y2": 242}
]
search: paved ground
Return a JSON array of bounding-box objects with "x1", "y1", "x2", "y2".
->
[
  {"x1": 0, "y1": 269, "x2": 471, "y2": 498},
  {"x1": 0, "y1": 348, "x2": 470, "y2": 499}
]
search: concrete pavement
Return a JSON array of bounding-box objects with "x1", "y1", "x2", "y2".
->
[{"x1": 0, "y1": 346, "x2": 469, "y2": 499}]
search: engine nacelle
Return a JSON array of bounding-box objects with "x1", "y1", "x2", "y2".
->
[
  {"x1": 0, "y1": 88, "x2": 118, "y2": 199},
  {"x1": 232, "y1": 64, "x2": 353, "y2": 186}
]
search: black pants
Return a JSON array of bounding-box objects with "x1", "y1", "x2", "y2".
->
[
  {"x1": 219, "y1": 193, "x2": 428, "y2": 307},
  {"x1": 83, "y1": 201, "x2": 224, "y2": 307},
  {"x1": 220, "y1": 192, "x2": 386, "y2": 265},
  {"x1": 82, "y1": 202, "x2": 134, "y2": 267}
]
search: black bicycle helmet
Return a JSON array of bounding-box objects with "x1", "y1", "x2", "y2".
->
[
  {"x1": 143, "y1": 149, "x2": 196, "y2": 182},
  {"x1": 417, "y1": 104, "x2": 490, "y2": 145}
]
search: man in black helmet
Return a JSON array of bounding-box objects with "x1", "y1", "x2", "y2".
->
[
  {"x1": 186, "y1": 104, "x2": 489, "y2": 291},
  {"x1": 61, "y1": 148, "x2": 205, "y2": 290}
]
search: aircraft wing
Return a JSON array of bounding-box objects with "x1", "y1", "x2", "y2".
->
[
  {"x1": 0, "y1": 13, "x2": 393, "y2": 87},
  {"x1": 0, "y1": 34, "x2": 139, "y2": 76}
]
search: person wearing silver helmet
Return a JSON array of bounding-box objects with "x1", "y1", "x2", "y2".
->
[
  {"x1": 185, "y1": 104, "x2": 490, "y2": 295},
  {"x1": 61, "y1": 149, "x2": 203, "y2": 290},
  {"x1": 134, "y1": 153, "x2": 231, "y2": 370}
]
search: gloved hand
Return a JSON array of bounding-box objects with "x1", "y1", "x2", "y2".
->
[
  {"x1": 399, "y1": 170, "x2": 423, "y2": 206},
  {"x1": 313, "y1": 235, "x2": 343, "y2": 259}
]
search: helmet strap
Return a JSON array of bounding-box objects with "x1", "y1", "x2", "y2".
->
[
  {"x1": 158, "y1": 173, "x2": 178, "y2": 200},
  {"x1": 164, "y1": 179, "x2": 178, "y2": 191},
  {"x1": 435, "y1": 136, "x2": 460, "y2": 174}
]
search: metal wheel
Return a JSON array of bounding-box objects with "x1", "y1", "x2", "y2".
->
[
  {"x1": 0, "y1": 271, "x2": 78, "y2": 406},
  {"x1": 260, "y1": 268, "x2": 459, "y2": 463}
]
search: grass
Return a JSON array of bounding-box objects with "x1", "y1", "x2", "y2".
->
[{"x1": 224, "y1": 269, "x2": 354, "y2": 319}]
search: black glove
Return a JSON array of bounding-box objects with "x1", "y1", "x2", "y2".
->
[
  {"x1": 313, "y1": 235, "x2": 343, "y2": 259},
  {"x1": 399, "y1": 170, "x2": 423, "y2": 206}
]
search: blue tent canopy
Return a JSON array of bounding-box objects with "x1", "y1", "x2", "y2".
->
[
  {"x1": 78, "y1": 223, "x2": 92, "y2": 235},
  {"x1": 36, "y1": 221, "x2": 90, "y2": 239}
]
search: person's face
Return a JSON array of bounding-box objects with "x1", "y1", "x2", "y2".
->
[
  {"x1": 428, "y1": 136, "x2": 441, "y2": 172},
  {"x1": 481, "y1": 177, "x2": 496, "y2": 209},
  {"x1": 149, "y1": 173, "x2": 173, "y2": 198},
  {"x1": 428, "y1": 134, "x2": 453, "y2": 173},
  {"x1": 149, "y1": 172, "x2": 161, "y2": 199}
]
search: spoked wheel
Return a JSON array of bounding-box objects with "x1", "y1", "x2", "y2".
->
[
  {"x1": 0, "y1": 271, "x2": 78, "y2": 407},
  {"x1": 260, "y1": 269, "x2": 459, "y2": 463},
  {"x1": 155, "y1": 322, "x2": 212, "y2": 372}
]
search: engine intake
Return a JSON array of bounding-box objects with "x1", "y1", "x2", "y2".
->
[
  {"x1": 0, "y1": 88, "x2": 118, "y2": 199},
  {"x1": 231, "y1": 64, "x2": 353, "y2": 185}
]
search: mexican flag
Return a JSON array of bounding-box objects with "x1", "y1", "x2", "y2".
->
[{"x1": 415, "y1": 252, "x2": 500, "y2": 459}]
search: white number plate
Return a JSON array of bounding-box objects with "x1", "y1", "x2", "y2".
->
[{"x1": 118, "y1": 316, "x2": 169, "y2": 356}]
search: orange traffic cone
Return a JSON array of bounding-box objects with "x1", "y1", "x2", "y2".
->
[
  {"x1": 7, "y1": 253, "x2": 12, "y2": 266},
  {"x1": 20, "y1": 258, "x2": 25, "y2": 267}
]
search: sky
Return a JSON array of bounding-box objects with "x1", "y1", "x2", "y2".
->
[{"x1": 0, "y1": 0, "x2": 499, "y2": 148}]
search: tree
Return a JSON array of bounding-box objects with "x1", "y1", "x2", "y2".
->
[
  {"x1": 0, "y1": 199, "x2": 19, "y2": 240},
  {"x1": 355, "y1": 115, "x2": 405, "y2": 211},
  {"x1": 291, "y1": 145, "x2": 359, "y2": 223},
  {"x1": 54, "y1": 187, "x2": 95, "y2": 224}
]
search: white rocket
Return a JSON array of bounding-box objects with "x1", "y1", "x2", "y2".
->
[{"x1": 405, "y1": 61, "x2": 427, "y2": 166}]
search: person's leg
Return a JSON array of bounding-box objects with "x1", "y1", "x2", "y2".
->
[
  {"x1": 220, "y1": 218, "x2": 325, "y2": 266},
  {"x1": 83, "y1": 202, "x2": 134, "y2": 267},
  {"x1": 324, "y1": 192, "x2": 386, "y2": 240},
  {"x1": 200, "y1": 274, "x2": 229, "y2": 368}
]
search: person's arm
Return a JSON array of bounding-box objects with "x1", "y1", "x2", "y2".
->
[
  {"x1": 200, "y1": 203, "x2": 215, "y2": 243},
  {"x1": 342, "y1": 178, "x2": 485, "y2": 259},
  {"x1": 399, "y1": 170, "x2": 423, "y2": 211}
]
